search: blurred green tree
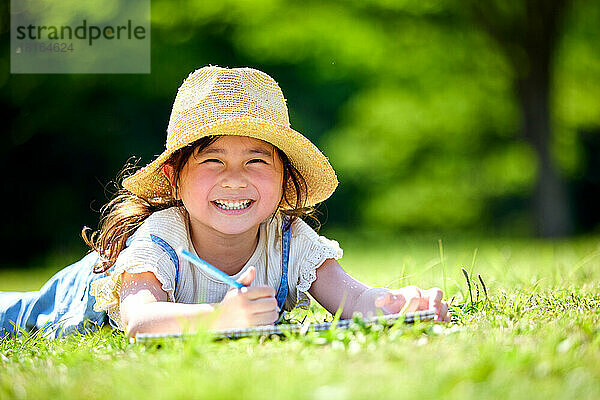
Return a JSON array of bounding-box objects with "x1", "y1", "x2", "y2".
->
[
  {"x1": 2, "y1": 0, "x2": 600, "y2": 267},
  {"x1": 201, "y1": 0, "x2": 599, "y2": 236},
  {"x1": 464, "y1": 0, "x2": 581, "y2": 236}
]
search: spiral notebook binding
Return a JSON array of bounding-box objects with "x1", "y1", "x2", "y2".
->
[{"x1": 135, "y1": 310, "x2": 436, "y2": 343}]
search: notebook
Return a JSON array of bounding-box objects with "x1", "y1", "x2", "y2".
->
[{"x1": 134, "y1": 310, "x2": 436, "y2": 343}]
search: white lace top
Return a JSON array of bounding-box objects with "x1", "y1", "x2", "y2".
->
[{"x1": 90, "y1": 207, "x2": 343, "y2": 330}]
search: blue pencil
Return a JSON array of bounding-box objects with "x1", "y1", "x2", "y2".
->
[{"x1": 178, "y1": 247, "x2": 245, "y2": 289}]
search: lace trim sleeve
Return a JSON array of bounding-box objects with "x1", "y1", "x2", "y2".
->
[
  {"x1": 295, "y1": 235, "x2": 343, "y2": 309},
  {"x1": 89, "y1": 249, "x2": 175, "y2": 330}
]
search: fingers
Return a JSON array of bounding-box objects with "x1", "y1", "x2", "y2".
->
[
  {"x1": 377, "y1": 286, "x2": 422, "y2": 314},
  {"x1": 237, "y1": 266, "x2": 256, "y2": 286},
  {"x1": 241, "y1": 285, "x2": 276, "y2": 300},
  {"x1": 237, "y1": 295, "x2": 278, "y2": 326},
  {"x1": 438, "y1": 301, "x2": 450, "y2": 322},
  {"x1": 232, "y1": 286, "x2": 278, "y2": 315},
  {"x1": 399, "y1": 295, "x2": 421, "y2": 314},
  {"x1": 421, "y1": 287, "x2": 451, "y2": 322},
  {"x1": 397, "y1": 286, "x2": 422, "y2": 314},
  {"x1": 249, "y1": 296, "x2": 279, "y2": 314},
  {"x1": 375, "y1": 292, "x2": 407, "y2": 314},
  {"x1": 251, "y1": 309, "x2": 279, "y2": 326},
  {"x1": 217, "y1": 285, "x2": 279, "y2": 329},
  {"x1": 423, "y1": 287, "x2": 444, "y2": 314},
  {"x1": 234, "y1": 266, "x2": 274, "y2": 299},
  {"x1": 381, "y1": 286, "x2": 451, "y2": 322}
]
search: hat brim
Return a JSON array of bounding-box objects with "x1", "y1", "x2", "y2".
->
[{"x1": 122, "y1": 117, "x2": 338, "y2": 207}]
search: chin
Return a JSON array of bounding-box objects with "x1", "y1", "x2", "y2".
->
[{"x1": 211, "y1": 221, "x2": 258, "y2": 236}]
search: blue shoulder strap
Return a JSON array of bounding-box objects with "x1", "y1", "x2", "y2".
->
[
  {"x1": 126, "y1": 234, "x2": 180, "y2": 296},
  {"x1": 275, "y1": 218, "x2": 291, "y2": 313},
  {"x1": 149, "y1": 235, "x2": 180, "y2": 294}
]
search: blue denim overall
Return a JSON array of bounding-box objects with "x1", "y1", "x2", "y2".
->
[{"x1": 0, "y1": 223, "x2": 291, "y2": 339}]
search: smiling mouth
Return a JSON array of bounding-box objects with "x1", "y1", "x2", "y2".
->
[{"x1": 212, "y1": 199, "x2": 254, "y2": 211}]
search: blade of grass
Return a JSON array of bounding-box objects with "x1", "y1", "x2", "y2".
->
[
  {"x1": 469, "y1": 248, "x2": 479, "y2": 278},
  {"x1": 438, "y1": 239, "x2": 448, "y2": 295},
  {"x1": 462, "y1": 267, "x2": 474, "y2": 305}
]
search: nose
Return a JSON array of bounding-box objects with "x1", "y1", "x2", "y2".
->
[{"x1": 219, "y1": 166, "x2": 248, "y2": 189}]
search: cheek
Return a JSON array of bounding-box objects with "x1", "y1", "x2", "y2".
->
[
  {"x1": 180, "y1": 170, "x2": 215, "y2": 199},
  {"x1": 267, "y1": 157, "x2": 285, "y2": 200},
  {"x1": 264, "y1": 171, "x2": 284, "y2": 202}
]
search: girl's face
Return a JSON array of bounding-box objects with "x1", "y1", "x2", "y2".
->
[{"x1": 166, "y1": 135, "x2": 284, "y2": 237}]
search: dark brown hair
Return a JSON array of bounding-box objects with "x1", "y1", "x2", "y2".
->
[{"x1": 83, "y1": 135, "x2": 316, "y2": 273}]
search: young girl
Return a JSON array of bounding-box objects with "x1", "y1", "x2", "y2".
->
[{"x1": 0, "y1": 66, "x2": 450, "y2": 339}]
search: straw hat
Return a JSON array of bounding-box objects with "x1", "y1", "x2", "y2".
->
[{"x1": 122, "y1": 66, "x2": 338, "y2": 207}]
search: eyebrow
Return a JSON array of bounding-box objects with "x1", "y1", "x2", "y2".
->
[
  {"x1": 201, "y1": 147, "x2": 273, "y2": 157},
  {"x1": 247, "y1": 148, "x2": 273, "y2": 157}
]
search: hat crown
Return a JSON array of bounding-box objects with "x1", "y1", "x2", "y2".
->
[
  {"x1": 123, "y1": 65, "x2": 338, "y2": 206},
  {"x1": 166, "y1": 66, "x2": 290, "y2": 149}
]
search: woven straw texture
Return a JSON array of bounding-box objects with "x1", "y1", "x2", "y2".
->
[{"x1": 122, "y1": 66, "x2": 338, "y2": 207}]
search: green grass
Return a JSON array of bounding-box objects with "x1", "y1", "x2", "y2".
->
[{"x1": 1, "y1": 234, "x2": 599, "y2": 399}]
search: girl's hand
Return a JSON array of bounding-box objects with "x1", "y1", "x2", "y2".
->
[
  {"x1": 211, "y1": 266, "x2": 279, "y2": 330},
  {"x1": 374, "y1": 286, "x2": 451, "y2": 322}
]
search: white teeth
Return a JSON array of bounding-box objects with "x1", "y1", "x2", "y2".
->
[{"x1": 214, "y1": 200, "x2": 252, "y2": 210}]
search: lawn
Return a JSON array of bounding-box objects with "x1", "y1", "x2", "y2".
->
[{"x1": 1, "y1": 233, "x2": 599, "y2": 400}]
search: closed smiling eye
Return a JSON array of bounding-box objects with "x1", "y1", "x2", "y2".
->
[
  {"x1": 201, "y1": 158, "x2": 223, "y2": 164},
  {"x1": 247, "y1": 158, "x2": 269, "y2": 164}
]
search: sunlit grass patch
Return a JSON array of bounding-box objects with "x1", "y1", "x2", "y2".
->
[{"x1": 1, "y1": 235, "x2": 599, "y2": 399}]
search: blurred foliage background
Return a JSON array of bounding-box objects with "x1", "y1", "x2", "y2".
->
[{"x1": 1, "y1": 0, "x2": 599, "y2": 269}]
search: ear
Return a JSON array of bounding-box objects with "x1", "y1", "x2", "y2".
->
[{"x1": 162, "y1": 164, "x2": 179, "y2": 200}]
